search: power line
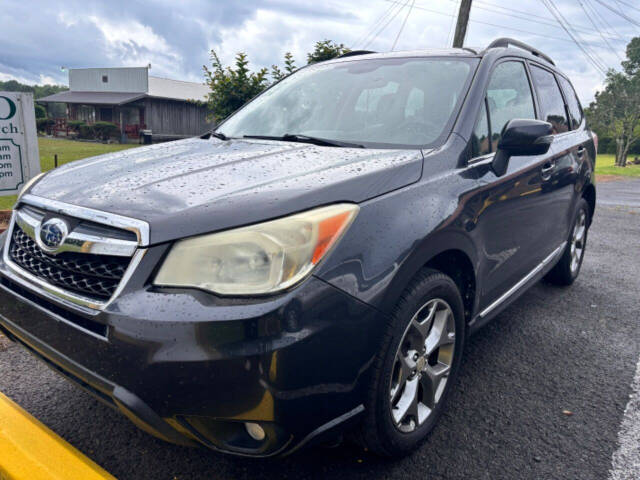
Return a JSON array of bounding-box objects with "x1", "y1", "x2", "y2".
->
[
  {"x1": 445, "y1": 0, "x2": 460, "y2": 47},
  {"x1": 392, "y1": 0, "x2": 416, "y2": 51},
  {"x1": 613, "y1": 0, "x2": 640, "y2": 19},
  {"x1": 356, "y1": 2, "x2": 402, "y2": 49},
  {"x1": 353, "y1": 2, "x2": 399, "y2": 49},
  {"x1": 577, "y1": 0, "x2": 622, "y2": 61},
  {"x1": 587, "y1": 0, "x2": 640, "y2": 54},
  {"x1": 549, "y1": 0, "x2": 610, "y2": 73},
  {"x1": 382, "y1": 0, "x2": 618, "y2": 47},
  {"x1": 474, "y1": 0, "x2": 624, "y2": 41},
  {"x1": 584, "y1": 0, "x2": 626, "y2": 43},
  {"x1": 450, "y1": 0, "x2": 623, "y2": 41},
  {"x1": 542, "y1": 0, "x2": 607, "y2": 75},
  {"x1": 360, "y1": 0, "x2": 406, "y2": 49},
  {"x1": 592, "y1": 0, "x2": 640, "y2": 28},
  {"x1": 363, "y1": 0, "x2": 410, "y2": 49},
  {"x1": 614, "y1": 0, "x2": 640, "y2": 14},
  {"x1": 543, "y1": 0, "x2": 607, "y2": 73}
]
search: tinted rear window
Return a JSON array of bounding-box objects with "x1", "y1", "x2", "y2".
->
[{"x1": 557, "y1": 75, "x2": 583, "y2": 129}]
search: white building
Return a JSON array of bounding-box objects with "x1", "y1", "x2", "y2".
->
[{"x1": 39, "y1": 66, "x2": 210, "y2": 140}]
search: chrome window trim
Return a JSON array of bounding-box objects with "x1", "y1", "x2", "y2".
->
[
  {"x1": 15, "y1": 207, "x2": 138, "y2": 257},
  {"x1": 467, "y1": 152, "x2": 494, "y2": 167},
  {"x1": 2, "y1": 197, "x2": 151, "y2": 311}
]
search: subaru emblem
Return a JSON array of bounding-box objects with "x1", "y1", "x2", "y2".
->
[{"x1": 37, "y1": 218, "x2": 69, "y2": 253}]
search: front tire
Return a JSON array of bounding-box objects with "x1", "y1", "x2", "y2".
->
[
  {"x1": 359, "y1": 269, "x2": 466, "y2": 457},
  {"x1": 545, "y1": 198, "x2": 590, "y2": 286}
]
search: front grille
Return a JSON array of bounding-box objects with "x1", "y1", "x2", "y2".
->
[{"x1": 8, "y1": 224, "x2": 131, "y2": 301}]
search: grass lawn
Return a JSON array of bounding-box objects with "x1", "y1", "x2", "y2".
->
[
  {"x1": 595, "y1": 153, "x2": 640, "y2": 178},
  {"x1": 0, "y1": 138, "x2": 139, "y2": 210}
]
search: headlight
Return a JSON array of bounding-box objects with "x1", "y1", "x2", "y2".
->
[{"x1": 154, "y1": 203, "x2": 359, "y2": 295}]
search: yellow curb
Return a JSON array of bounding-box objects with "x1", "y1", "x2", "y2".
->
[{"x1": 0, "y1": 392, "x2": 115, "y2": 480}]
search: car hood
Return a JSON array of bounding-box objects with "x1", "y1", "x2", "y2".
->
[{"x1": 30, "y1": 137, "x2": 424, "y2": 244}]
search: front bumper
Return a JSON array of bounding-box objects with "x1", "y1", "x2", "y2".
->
[{"x1": 0, "y1": 240, "x2": 382, "y2": 456}]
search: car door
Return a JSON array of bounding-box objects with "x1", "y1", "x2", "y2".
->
[
  {"x1": 528, "y1": 64, "x2": 577, "y2": 249},
  {"x1": 468, "y1": 59, "x2": 559, "y2": 309},
  {"x1": 556, "y1": 73, "x2": 592, "y2": 236}
]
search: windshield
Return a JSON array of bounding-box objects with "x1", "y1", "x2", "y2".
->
[{"x1": 218, "y1": 57, "x2": 478, "y2": 148}]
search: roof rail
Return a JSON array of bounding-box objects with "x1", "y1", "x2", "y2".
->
[
  {"x1": 487, "y1": 38, "x2": 555, "y2": 66},
  {"x1": 338, "y1": 50, "x2": 376, "y2": 58}
]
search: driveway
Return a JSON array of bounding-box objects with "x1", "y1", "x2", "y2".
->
[
  {"x1": 1, "y1": 178, "x2": 639, "y2": 479},
  {"x1": 595, "y1": 177, "x2": 640, "y2": 207}
]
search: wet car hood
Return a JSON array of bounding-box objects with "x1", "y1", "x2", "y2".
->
[{"x1": 30, "y1": 137, "x2": 424, "y2": 244}]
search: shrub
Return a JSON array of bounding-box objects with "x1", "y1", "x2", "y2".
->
[
  {"x1": 78, "y1": 125, "x2": 95, "y2": 139},
  {"x1": 36, "y1": 118, "x2": 54, "y2": 133},
  {"x1": 34, "y1": 104, "x2": 46, "y2": 119},
  {"x1": 204, "y1": 51, "x2": 269, "y2": 123},
  {"x1": 67, "y1": 120, "x2": 85, "y2": 131},
  {"x1": 307, "y1": 40, "x2": 350, "y2": 64},
  {"x1": 92, "y1": 121, "x2": 119, "y2": 140}
]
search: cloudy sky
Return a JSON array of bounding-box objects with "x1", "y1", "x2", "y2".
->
[{"x1": 1, "y1": 0, "x2": 638, "y2": 103}]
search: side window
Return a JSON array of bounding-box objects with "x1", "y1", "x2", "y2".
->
[
  {"x1": 557, "y1": 75, "x2": 583, "y2": 129},
  {"x1": 486, "y1": 61, "x2": 536, "y2": 149},
  {"x1": 530, "y1": 65, "x2": 569, "y2": 134},
  {"x1": 472, "y1": 99, "x2": 491, "y2": 157}
]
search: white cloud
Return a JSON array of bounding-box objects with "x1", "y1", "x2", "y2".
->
[
  {"x1": 0, "y1": 71, "x2": 35, "y2": 84},
  {"x1": 0, "y1": 0, "x2": 636, "y2": 102}
]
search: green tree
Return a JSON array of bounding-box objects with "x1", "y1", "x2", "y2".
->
[
  {"x1": 271, "y1": 52, "x2": 297, "y2": 81},
  {"x1": 205, "y1": 40, "x2": 346, "y2": 121},
  {"x1": 203, "y1": 50, "x2": 269, "y2": 123},
  {"x1": 35, "y1": 103, "x2": 46, "y2": 118},
  {"x1": 306, "y1": 40, "x2": 350, "y2": 64},
  {"x1": 0, "y1": 80, "x2": 67, "y2": 99},
  {"x1": 622, "y1": 37, "x2": 640, "y2": 76},
  {"x1": 589, "y1": 37, "x2": 640, "y2": 167},
  {"x1": 0, "y1": 79, "x2": 67, "y2": 119}
]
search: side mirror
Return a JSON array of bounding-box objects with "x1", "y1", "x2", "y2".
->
[{"x1": 492, "y1": 119, "x2": 553, "y2": 177}]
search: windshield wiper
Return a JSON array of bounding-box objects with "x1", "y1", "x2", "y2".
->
[
  {"x1": 211, "y1": 131, "x2": 229, "y2": 140},
  {"x1": 243, "y1": 134, "x2": 365, "y2": 148}
]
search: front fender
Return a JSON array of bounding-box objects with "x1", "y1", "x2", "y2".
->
[{"x1": 315, "y1": 158, "x2": 480, "y2": 317}]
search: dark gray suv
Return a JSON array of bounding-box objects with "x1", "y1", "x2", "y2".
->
[{"x1": 0, "y1": 38, "x2": 596, "y2": 457}]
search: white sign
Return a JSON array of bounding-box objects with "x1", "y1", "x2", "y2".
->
[{"x1": 0, "y1": 92, "x2": 40, "y2": 196}]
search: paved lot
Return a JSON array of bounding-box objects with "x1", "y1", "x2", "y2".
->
[{"x1": 1, "y1": 179, "x2": 639, "y2": 480}]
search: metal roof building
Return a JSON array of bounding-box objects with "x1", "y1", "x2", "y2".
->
[{"x1": 39, "y1": 67, "x2": 211, "y2": 141}]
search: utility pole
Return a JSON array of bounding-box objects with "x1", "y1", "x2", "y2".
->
[{"x1": 453, "y1": 0, "x2": 472, "y2": 48}]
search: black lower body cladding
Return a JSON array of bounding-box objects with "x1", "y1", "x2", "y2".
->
[{"x1": 0, "y1": 254, "x2": 384, "y2": 456}]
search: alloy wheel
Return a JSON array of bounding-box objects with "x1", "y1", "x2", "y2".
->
[
  {"x1": 570, "y1": 209, "x2": 586, "y2": 274},
  {"x1": 389, "y1": 298, "x2": 456, "y2": 433}
]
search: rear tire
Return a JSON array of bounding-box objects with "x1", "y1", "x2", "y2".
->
[
  {"x1": 545, "y1": 198, "x2": 590, "y2": 286},
  {"x1": 358, "y1": 268, "x2": 465, "y2": 457}
]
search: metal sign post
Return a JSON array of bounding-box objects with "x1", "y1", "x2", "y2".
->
[{"x1": 0, "y1": 92, "x2": 41, "y2": 196}]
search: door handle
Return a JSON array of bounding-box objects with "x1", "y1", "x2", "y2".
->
[
  {"x1": 541, "y1": 160, "x2": 555, "y2": 180},
  {"x1": 577, "y1": 146, "x2": 586, "y2": 158}
]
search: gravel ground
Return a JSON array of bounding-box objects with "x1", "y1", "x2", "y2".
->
[{"x1": 0, "y1": 180, "x2": 639, "y2": 480}]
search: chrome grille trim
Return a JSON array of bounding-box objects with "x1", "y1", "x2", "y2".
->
[
  {"x1": 2, "y1": 197, "x2": 150, "y2": 311},
  {"x1": 15, "y1": 207, "x2": 138, "y2": 257},
  {"x1": 9, "y1": 225, "x2": 128, "y2": 299},
  {"x1": 19, "y1": 194, "x2": 150, "y2": 246}
]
